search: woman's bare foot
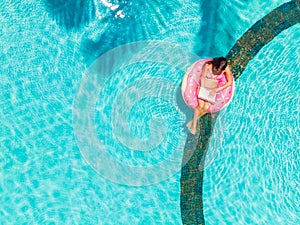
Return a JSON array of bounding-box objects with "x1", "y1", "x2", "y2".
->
[
  {"x1": 190, "y1": 127, "x2": 196, "y2": 135},
  {"x1": 186, "y1": 121, "x2": 196, "y2": 134},
  {"x1": 186, "y1": 121, "x2": 193, "y2": 128}
]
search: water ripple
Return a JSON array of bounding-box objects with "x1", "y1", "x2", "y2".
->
[{"x1": 73, "y1": 41, "x2": 200, "y2": 186}]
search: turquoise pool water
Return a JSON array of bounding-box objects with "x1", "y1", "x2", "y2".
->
[
  {"x1": 0, "y1": 0, "x2": 298, "y2": 224},
  {"x1": 203, "y1": 24, "x2": 300, "y2": 224}
]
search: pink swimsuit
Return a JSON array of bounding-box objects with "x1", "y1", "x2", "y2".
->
[{"x1": 182, "y1": 58, "x2": 235, "y2": 113}]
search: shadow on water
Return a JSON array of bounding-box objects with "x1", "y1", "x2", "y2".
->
[
  {"x1": 194, "y1": 0, "x2": 219, "y2": 56},
  {"x1": 43, "y1": 0, "x2": 95, "y2": 30},
  {"x1": 80, "y1": 0, "x2": 182, "y2": 65},
  {"x1": 194, "y1": 0, "x2": 235, "y2": 57}
]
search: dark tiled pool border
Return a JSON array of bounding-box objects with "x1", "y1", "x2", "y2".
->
[{"x1": 180, "y1": 1, "x2": 300, "y2": 224}]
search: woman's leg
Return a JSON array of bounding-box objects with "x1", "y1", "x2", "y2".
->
[
  {"x1": 190, "y1": 108, "x2": 200, "y2": 134},
  {"x1": 187, "y1": 100, "x2": 204, "y2": 127},
  {"x1": 197, "y1": 101, "x2": 210, "y2": 118},
  {"x1": 188, "y1": 100, "x2": 210, "y2": 134}
]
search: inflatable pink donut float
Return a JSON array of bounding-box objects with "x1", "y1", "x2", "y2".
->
[{"x1": 181, "y1": 58, "x2": 235, "y2": 113}]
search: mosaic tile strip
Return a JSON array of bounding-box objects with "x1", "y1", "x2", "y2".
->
[
  {"x1": 180, "y1": 1, "x2": 300, "y2": 224},
  {"x1": 180, "y1": 113, "x2": 216, "y2": 225},
  {"x1": 227, "y1": 0, "x2": 300, "y2": 80}
]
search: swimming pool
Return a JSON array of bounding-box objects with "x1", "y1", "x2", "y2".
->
[
  {"x1": 203, "y1": 24, "x2": 300, "y2": 224},
  {"x1": 0, "y1": 0, "x2": 299, "y2": 224}
]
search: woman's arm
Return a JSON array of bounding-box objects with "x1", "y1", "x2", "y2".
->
[
  {"x1": 197, "y1": 63, "x2": 209, "y2": 95},
  {"x1": 214, "y1": 65, "x2": 233, "y2": 92},
  {"x1": 200, "y1": 63, "x2": 209, "y2": 86}
]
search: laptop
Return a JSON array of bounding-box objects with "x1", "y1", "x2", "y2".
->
[{"x1": 198, "y1": 87, "x2": 216, "y2": 103}]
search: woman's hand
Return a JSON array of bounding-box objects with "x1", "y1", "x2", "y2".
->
[{"x1": 209, "y1": 89, "x2": 217, "y2": 97}]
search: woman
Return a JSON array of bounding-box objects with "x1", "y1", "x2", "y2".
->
[{"x1": 185, "y1": 57, "x2": 233, "y2": 135}]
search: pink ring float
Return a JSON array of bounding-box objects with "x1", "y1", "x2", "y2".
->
[{"x1": 181, "y1": 58, "x2": 235, "y2": 113}]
